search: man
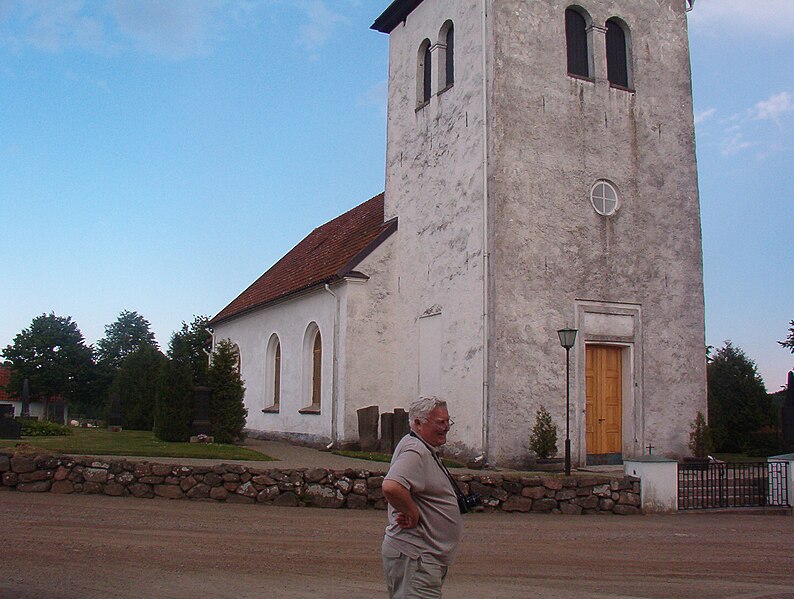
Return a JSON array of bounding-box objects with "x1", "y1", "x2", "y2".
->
[{"x1": 381, "y1": 396, "x2": 463, "y2": 598}]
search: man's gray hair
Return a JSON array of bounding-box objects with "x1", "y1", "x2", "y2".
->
[{"x1": 409, "y1": 396, "x2": 447, "y2": 426}]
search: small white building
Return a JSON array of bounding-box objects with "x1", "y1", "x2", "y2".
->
[{"x1": 210, "y1": 0, "x2": 707, "y2": 468}]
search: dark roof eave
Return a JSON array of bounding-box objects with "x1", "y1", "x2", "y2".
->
[
  {"x1": 336, "y1": 217, "x2": 398, "y2": 278},
  {"x1": 371, "y1": 0, "x2": 425, "y2": 33}
]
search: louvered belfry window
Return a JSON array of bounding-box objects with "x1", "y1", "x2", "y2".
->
[{"x1": 565, "y1": 8, "x2": 589, "y2": 78}]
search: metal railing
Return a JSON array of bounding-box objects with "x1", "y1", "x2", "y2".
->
[{"x1": 678, "y1": 461, "x2": 789, "y2": 510}]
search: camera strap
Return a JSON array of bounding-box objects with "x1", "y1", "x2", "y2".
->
[{"x1": 409, "y1": 431, "x2": 465, "y2": 503}]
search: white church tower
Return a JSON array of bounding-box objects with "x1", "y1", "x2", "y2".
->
[{"x1": 372, "y1": 0, "x2": 706, "y2": 466}]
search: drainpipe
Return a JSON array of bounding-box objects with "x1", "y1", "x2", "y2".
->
[
  {"x1": 480, "y1": 0, "x2": 491, "y2": 462},
  {"x1": 324, "y1": 284, "x2": 340, "y2": 446}
]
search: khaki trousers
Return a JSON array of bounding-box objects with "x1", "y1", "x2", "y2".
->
[{"x1": 382, "y1": 542, "x2": 448, "y2": 599}]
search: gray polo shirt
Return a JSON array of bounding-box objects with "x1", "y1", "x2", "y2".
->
[{"x1": 383, "y1": 434, "x2": 463, "y2": 566}]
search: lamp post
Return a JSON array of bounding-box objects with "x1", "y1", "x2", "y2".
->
[{"x1": 557, "y1": 328, "x2": 578, "y2": 475}]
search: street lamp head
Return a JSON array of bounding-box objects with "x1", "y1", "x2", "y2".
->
[{"x1": 557, "y1": 327, "x2": 578, "y2": 349}]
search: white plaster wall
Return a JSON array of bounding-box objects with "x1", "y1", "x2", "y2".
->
[
  {"x1": 383, "y1": 0, "x2": 487, "y2": 459},
  {"x1": 486, "y1": 0, "x2": 707, "y2": 465},
  {"x1": 212, "y1": 287, "x2": 338, "y2": 441}
]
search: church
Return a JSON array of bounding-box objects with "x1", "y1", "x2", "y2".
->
[{"x1": 209, "y1": 0, "x2": 706, "y2": 468}]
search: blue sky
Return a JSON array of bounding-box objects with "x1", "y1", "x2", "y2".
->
[{"x1": 1, "y1": 0, "x2": 792, "y2": 391}]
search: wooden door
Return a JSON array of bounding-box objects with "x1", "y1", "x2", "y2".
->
[{"x1": 586, "y1": 345, "x2": 623, "y2": 458}]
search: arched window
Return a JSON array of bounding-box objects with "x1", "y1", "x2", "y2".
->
[
  {"x1": 311, "y1": 331, "x2": 322, "y2": 406},
  {"x1": 264, "y1": 334, "x2": 281, "y2": 412},
  {"x1": 438, "y1": 21, "x2": 454, "y2": 91},
  {"x1": 606, "y1": 18, "x2": 631, "y2": 89},
  {"x1": 299, "y1": 323, "x2": 322, "y2": 414},
  {"x1": 565, "y1": 7, "x2": 591, "y2": 78},
  {"x1": 417, "y1": 38, "x2": 432, "y2": 106}
]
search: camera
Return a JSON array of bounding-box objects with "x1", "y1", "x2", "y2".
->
[{"x1": 457, "y1": 493, "x2": 482, "y2": 514}]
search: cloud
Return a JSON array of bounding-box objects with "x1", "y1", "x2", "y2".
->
[
  {"x1": 359, "y1": 79, "x2": 388, "y2": 115},
  {"x1": 694, "y1": 108, "x2": 716, "y2": 125},
  {"x1": 752, "y1": 92, "x2": 793, "y2": 123},
  {"x1": 0, "y1": 0, "x2": 109, "y2": 53},
  {"x1": 295, "y1": 0, "x2": 348, "y2": 52},
  {"x1": 719, "y1": 134, "x2": 754, "y2": 157},
  {"x1": 108, "y1": 0, "x2": 226, "y2": 59},
  {"x1": 688, "y1": 0, "x2": 794, "y2": 37}
]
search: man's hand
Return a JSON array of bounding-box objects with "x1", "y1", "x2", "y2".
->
[{"x1": 382, "y1": 480, "x2": 420, "y2": 529}]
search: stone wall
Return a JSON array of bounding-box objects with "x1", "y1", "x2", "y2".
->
[{"x1": 0, "y1": 451, "x2": 641, "y2": 515}]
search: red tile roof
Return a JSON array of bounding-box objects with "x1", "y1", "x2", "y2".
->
[{"x1": 211, "y1": 193, "x2": 396, "y2": 326}]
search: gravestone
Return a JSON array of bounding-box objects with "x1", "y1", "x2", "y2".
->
[
  {"x1": 783, "y1": 371, "x2": 794, "y2": 452},
  {"x1": 393, "y1": 408, "x2": 410, "y2": 447},
  {"x1": 357, "y1": 406, "x2": 379, "y2": 451},
  {"x1": 379, "y1": 412, "x2": 394, "y2": 453},
  {"x1": 191, "y1": 386, "x2": 213, "y2": 438},
  {"x1": 0, "y1": 404, "x2": 21, "y2": 439},
  {"x1": 108, "y1": 391, "x2": 123, "y2": 431}
]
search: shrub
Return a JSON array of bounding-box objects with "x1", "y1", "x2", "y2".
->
[
  {"x1": 688, "y1": 411, "x2": 712, "y2": 458},
  {"x1": 20, "y1": 419, "x2": 73, "y2": 437},
  {"x1": 529, "y1": 406, "x2": 558, "y2": 459}
]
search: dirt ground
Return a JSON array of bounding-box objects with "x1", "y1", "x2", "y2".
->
[{"x1": 2, "y1": 492, "x2": 793, "y2": 599}]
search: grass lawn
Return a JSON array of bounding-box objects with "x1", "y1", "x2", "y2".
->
[
  {"x1": 0, "y1": 428, "x2": 275, "y2": 461},
  {"x1": 712, "y1": 453, "x2": 774, "y2": 463}
]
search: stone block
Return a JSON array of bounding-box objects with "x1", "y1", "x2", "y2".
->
[
  {"x1": 305, "y1": 468, "x2": 327, "y2": 483},
  {"x1": 598, "y1": 498, "x2": 615, "y2": 511},
  {"x1": 542, "y1": 477, "x2": 563, "y2": 490},
  {"x1": 335, "y1": 478, "x2": 353, "y2": 494},
  {"x1": 19, "y1": 470, "x2": 53, "y2": 483},
  {"x1": 128, "y1": 483, "x2": 154, "y2": 498},
  {"x1": 501, "y1": 496, "x2": 532, "y2": 512},
  {"x1": 273, "y1": 492, "x2": 299, "y2": 507},
  {"x1": 0, "y1": 455, "x2": 9, "y2": 472},
  {"x1": 352, "y1": 479, "x2": 368, "y2": 495},
  {"x1": 186, "y1": 483, "x2": 211, "y2": 499},
  {"x1": 10, "y1": 456, "x2": 36, "y2": 474},
  {"x1": 180, "y1": 476, "x2": 198, "y2": 492},
  {"x1": 521, "y1": 486, "x2": 546, "y2": 500},
  {"x1": 51, "y1": 480, "x2": 74, "y2": 494},
  {"x1": 222, "y1": 472, "x2": 240, "y2": 483},
  {"x1": 83, "y1": 468, "x2": 108, "y2": 484},
  {"x1": 618, "y1": 491, "x2": 641, "y2": 506},
  {"x1": 574, "y1": 495, "x2": 599, "y2": 510},
  {"x1": 559, "y1": 502, "x2": 583, "y2": 515},
  {"x1": 54, "y1": 466, "x2": 70, "y2": 481},
  {"x1": 104, "y1": 482, "x2": 126, "y2": 496},
  {"x1": 236, "y1": 482, "x2": 258, "y2": 498},
  {"x1": 17, "y1": 480, "x2": 51, "y2": 493},
  {"x1": 116, "y1": 471, "x2": 135, "y2": 485},
  {"x1": 134, "y1": 463, "x2": 152, "y2": 477},
  {"x1": 138, "y1": 476, "x2": 164, "y2": 485},
  {"x1": 256, "y1": 486, "x2": 280, "y2": 503},
  {"x1": 305, "y1": 484, "x2": 345, "y2": 508},
  {"x1": 252, "y1": 474, "x2": 277, "y2": 487},
  {"x1": 532, "y1": 498, "x2": 558, "y2": 512},
  {"x1": 83, "y1": 482, "x2": 103, "y2": 494},
  {"x1": 367, "y1": 475, "x2": 384, "y2": 489},
  {"x1": 204, "y1": 473, "x2": 223, "y2": 487},
  {"x1": 209, "y1": 486, "x2": 229, "y2": 501},
  {"x1": 346, "y1": 494, "x2": 369, "y2": 509}
]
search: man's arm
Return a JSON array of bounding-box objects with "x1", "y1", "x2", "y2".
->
[{"x1": 382, "y1": 479, "x2": 420, "y2": 529}]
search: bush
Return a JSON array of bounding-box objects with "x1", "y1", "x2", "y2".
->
[
  {"x1": 20, "y1": 419, "x2": 73, "y2": 437},
  {"x1": 529, "y1": 406, "x2": 558, "y2": 459},
  {"x1": 154, "y1": 359, "x2": 194, "y2": 442}
]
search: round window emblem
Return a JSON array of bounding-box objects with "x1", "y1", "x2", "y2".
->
[{"x1": 590, "y1": 181, "x2": 619, "y2": 216}]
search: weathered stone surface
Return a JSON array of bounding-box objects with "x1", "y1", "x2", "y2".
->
[
  {"x1": 180, "y1": 476, "x2": 198, "y2": 492},
  {"x1": 104, "y1": 482, "x2": 126, "y2": 496},
  {"x1": 470, "y1": 481, "x2": 492, "y2": 498},
  {"x1": 305, "y1": 468, "x2": 327, "y2": 483},
  {"x1": 599, "y1": 498, "x2": 615, "y2": 511},
  {"x1": 502, "y1": 496, "x2": 532, "y2": 512},
  {"x1": 209, "y1": 486, "x2": 229, "y2": 501},
  {"x1": 367, "y1": 487, "x2": 384, "y2": 502},
  {"x1": 346, "y1": 493, "x2": 369, "y2": 509},
  {"x1": 618, "y1": 492, "x2": 641, "y2": 506},
  {"x1": 18, "y1": 470, "x2": 53, "y2": 483},
  {"x1": 134, "y1": 463, "x2": 152, "y2": 477},
  {"x1": 521, "y1": 486, "x2": 546, "y2": 500},
  {"x1": 574, "y1": 495, "x2": 599, "y2": 510},
  {"x1": 613, "y1": 505, "x2": 641, "y2": 516},
  {"x1": 154, "y1": 485, "x2": 185, "y2": 499},
  {"x1": 128, "y1": 483, "x2": 154, "y2": 498},
  {"x1": 256, "y1": 486, "x2": 280, "y2": 503},
  {"x1": 51, "y1": 480, "x2": 74, "y2": 494},
  {"x1": 204, "y1": 473, "x2": 223, "y2": 487},
  {"x1": 593, "y1": 484, "x2": 611, "y2": 497},
  {"x1": 226, "y1": 464, "x2": 246, "y2": 475},
  {"x1": 304, "y1": 484, "x2": 344, "y2": 508},
  {"x1": 83, "y1": 482, "x2": 104, "y2": 494},
  {"x1": 576, "y1": 477, "x2": 598, "y2": 488},
  {"x1": 554, "y1": 489, "x2": 577, "y2": 501},
  {"x1": 138, "y1": 476, "x2": 164, "y2": 485},
  {"x1": 532, "y1": 498, "x2": 558, "y2": 512},
  {"x1": 543, "y1": 478, "x2": 563, "y2": 490},
  {"x1": 83, "y1": 468, "x2": 109, "y2": 484},
  {"x1": 164, "y1": 476, "x2": 181, "y2": 486},
  {"x1": 252, "y1": 474, "x2": 276, "y2": 486},
  {"x1": 222, "y1": 472, "x2": 240, "y2": 483},
  {"x1": 10, "y1": 456, "x2": 36, "y2": 474},
  {"x1": 116, "y1": 471, "x2": 135, "y2": 485},
  {"x1": 54, "y1": 466, "x2": 70, "y2": 481},
  {"x1": 186, "y1": 483, "x2": 211, "y2": 499},
  {"x1": 236, "y1": 482, "x2": 258, "y2": 498},
  {"x1": 559, "y1": 502, "x2": 583, "y2": 515},
  {"x1": 367, "y1": 476, "x2": 384, "y2": 489},
  {"x1": 273, "y1": 492, "x2": 298, "y2": 507},
  {"x1": 352, "y1": 479, "x2": 368, "y2": 495},
  {"x1": 335, "y1": 477, "x2": 353, "y2": 494},
  {"x1": 0, "y1": 455, "x2": 10, "y2": 472},
  {"x1": 503, "y1": 480, "x2": 522, "y2": 495},
  {"x1": 17, "y1": 481, "x2": 52, "y2": 493}
]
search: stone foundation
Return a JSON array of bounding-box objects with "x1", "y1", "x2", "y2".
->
[{"x1": 0, "y1": 451, "x2": 641, "y2": 515}]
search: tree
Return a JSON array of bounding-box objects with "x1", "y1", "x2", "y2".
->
[
  {"x1": 168, "y1": 315, "x2": 211, "y2": 386},
  {"x1": 1, "y1": 313, "x2": 94, "y2": 410},
  {"x1": 113, "y1": 344, "x2": 166, "y2": 430},
  {"x1": 96, "y1": 310, "x2": 158, "y2": 370},
  {"x1": 780, "y1": 320, "x2": 794, "y2": 361},
  {"x1": 154, "y1": 359, "x2": 193, "y2": 442},
  {"x1": 529, "y1": 405, "x2": 558, "y2": 459},
  {"x1": 208, "y1": 339, "x2": 247, "y2": 444},
  {"x1": 707, "y1": 341, "x2": 776, "y2": 453}
]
